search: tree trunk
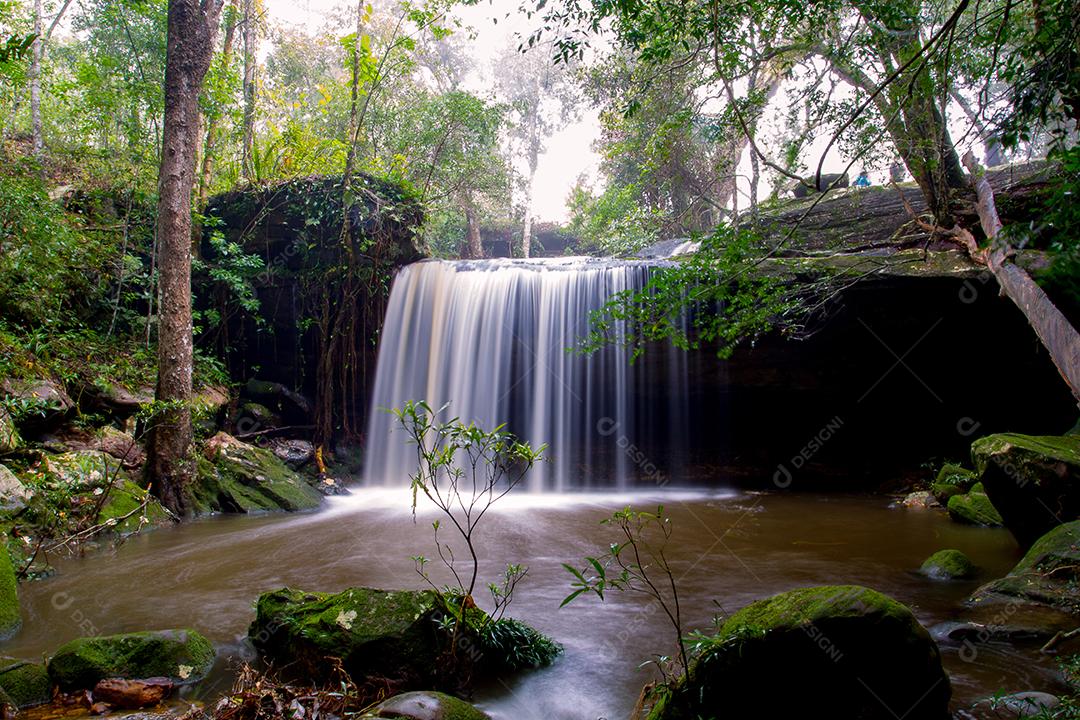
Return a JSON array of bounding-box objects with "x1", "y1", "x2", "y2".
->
[
  {"x1": 149, "y1": 0, "x2": 225, "y2": 517},
  {"x1": 958, "y1": 151, "x2": 1080, "y2": 403},
  {"x1": 465, "y1": 204, "x2": 483, "y2": 259},
  {"x1": 521, "y1": 199, "x2": 533, "y2": 258},
  {"x1": 197, "y1": 3, "x2": 238, "y2": 208},
  {"x1": 240, "y1": 0, "x2": 256, "y2": 181},
  {"x1": 29, "y1": 0, "x2": 42, "y2": 159}
]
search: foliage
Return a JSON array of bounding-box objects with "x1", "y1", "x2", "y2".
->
[
  {"x1": 579, "y1": 223, "x2": 804, "y2": 358},
  {"x1": 561, "y1": 505, "x2": 689, "y2": 680},
  {"x1": 565, "y1": 180, "x2": 662, "y2": 255},
  {"x1": 478, "y1": 617, "x2": 563, "y2": 671}
]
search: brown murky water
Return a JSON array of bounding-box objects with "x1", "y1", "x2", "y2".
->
[{"x1": 10, "y1": 488, "x2": 1069, "y2": 719}]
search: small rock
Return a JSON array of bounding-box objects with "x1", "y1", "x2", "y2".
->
[
  {"x1": 93, "y1": 677, "x2": 173, "y2": 709},
  {"x1": 90, "y1": 701, "x2": 111, "y2": 714},
  {"x1": 901, "y1": 491, "x2": 940, "y2": 509},
  {"x1": 270, "y1": 438, "x2": 315, "y2": 468},
  {"x1": 920, "y1": 549, "x2": 977, "y2": 580},
  {"x1": 976, "y1": 691, "x2": 1059, "y2": 718},
  {"x1": 0, "y1": 463, "x2": 31, "y2": 511},
  {"x1": 369, "y1": 691, "x2": 490, "y2": 720}
]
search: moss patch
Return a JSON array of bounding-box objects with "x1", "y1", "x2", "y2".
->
[
  {"x1": 46, "y1": 629, "x2": 215, "y2": 690},
  {"x1": 0, "y1": 660, "x2": 51, "y2": 709},
  {"x1": 0, "y1": 542, "x2": 20, "y2": 639},
  {"x1": 947, "y1": 483, "x2": 1004, "y2": 526},
  {"x1": 920, "y1": 549, "x2": 977, "y2": 580}
]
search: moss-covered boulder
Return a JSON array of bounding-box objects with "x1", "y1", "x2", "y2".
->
[
  {"x1": 972, "y1": 433, "x2": 1080, "y2": 547},
  {"x1": 641, "y1": 585, "x2": 950, "y2": 720},
  {"x1": 970, "y1": 521, "x2": 1080, "y2": 615},
  {"x1": 1, "y1": 378, "x2": 73, "y2": 430},
  {"x1": 191, "y1": 433, "x2": 322, "y2": 514},
  {"x1": 0, "y1": 543, "x2": 20, "y2": 640},
  {"x1": 920, "y1": 549, "x2": 977, "y2": 580},
  {"x1": 249, "y1": 587, "x2": 448, "y2": 685},
  {"x1": 365, "y1": 691, "x2": 490, "y2": 720},
  {"x1": 0, "y1": 660, "x2": 51, "y2": 709},
  {"x1": 947, "y1": 483, "x2": 1003, "y2": 526},
  {"x1": 46, "y1": 629, "x2": 215, "y2": 690},
  {"x1": 931, "y1": 462, "x2": 977, "y2": 504}
]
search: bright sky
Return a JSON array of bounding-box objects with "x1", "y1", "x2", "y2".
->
[{"x1": 263, "y1": 0, "x2": 602, "y2": 222}]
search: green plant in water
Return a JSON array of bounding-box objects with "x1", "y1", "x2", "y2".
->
[
  {"x1": 562, "y1": 505, "x2": 689, "y2": 681},
  {"x1": 393, "y1": 400, "x2": 559, "y2": 670}
]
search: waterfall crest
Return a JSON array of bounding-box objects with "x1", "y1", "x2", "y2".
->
[{"x1": 363, "y1": 258, "x2": 689, "y2": 490}]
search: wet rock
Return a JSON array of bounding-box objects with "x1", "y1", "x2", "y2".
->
[
  {"x1": 902, "y1": 491, "x2": 940, "y2": 509},
  {"x1": 366, "y1": 691, "x2": 490, "y2": 720},
  {"x1": 0, "y1": 660, "x2": 51, "y2": 709},
  {"x1": 192, "y1": 433, "x2": 322, "y2": 514},
  {"x1": 0, "y1": 543, "x2": 21, "y2": 640},
  {"x1": 90, "y1": 701, "x2": 110, "y2": 714},
  {"x1": 0, "y1": 463, "x2": 31, "y2": 511},
  {"x1": 974, "y1": 691, "x2": 1059, "y2": 718},
  {"x1": 93, "y1": 677, "x2": 173, "y2": 709},
  {"x1": 972, "y1": 433, "x2": 1080, "y2": 548},
  {"x1": 46, "y1": 629, "x2": 215, "y2": 690},
  {"x1": 947, "y1": 483, "x2": 1003, "y2": 526},
  {"x1": 249, "y1": 587, "x2": 447, "y2": 685},
  {"x1": 641, "y1": 585, "x2": 950, "y2": 720},
  {"x1": 969, "y1": 520, "x2": 1080, "y2": 615},
  {"x1": 0, "y1": 410, "x2": 20, "y2": 453},
  {"x1": 1, "y1": 378, "x2": 73, "y2": 430},
  {"x1": 65, "y1": 427, "x2": 147, "y2": 470},
  {"x1": 920, "y1": 549, "x2": 977, "y2": 580},
  {"x1": 269, "y1": 438, "x2": 314, "y2": 469}
]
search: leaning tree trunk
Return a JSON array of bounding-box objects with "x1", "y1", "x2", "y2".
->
[
  {"x1": 150, "y1": 0, "x2": 225, "y2": 516},
  {"x1": 958, "y1": 151, "x2": 1080, "y2": 403}
]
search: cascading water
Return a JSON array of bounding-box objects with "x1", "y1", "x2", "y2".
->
[{"x1": 363, "y1": 257, "x2": 692, "y2": 490}]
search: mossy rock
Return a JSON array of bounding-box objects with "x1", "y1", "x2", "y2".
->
[
  {"x1": 365, "y1": 691, "x2": 491, "y2": 720},
  {"x1": 642, "y1": 585, "x2": 950, "y2": 720},
  {"x1": 46, "y1": 629, "x2": 215, "y2": 690},
  {"x1": 0, "y1": 660, "x2": 51, "y2": 709},
  {"x1": 94, "y1": 481, "x2": 171, "y2": 533},
  {"x1": 0, "y1": 543, "x2": 20, "y2": 640},
  {"x1": 970, "y1": 521, "x2": 1080, "y2": 614},
  {"x1": 947, "y1": 483, "x2": 1004, "y2": 526},
  {"x1": 249, "y1": 587, "x2": 447, "y2": 685},
  {"x1": 190, "y1": 433, "x2": 322, "y2": 515},
  {"x1": 920, "y1": 549, "x2": 977, "y2": 580},
  {"x1": 931, "y1": 462, "x2": 977, "y2": 504},
  {"x1": 971, "y1": 433, "x2": 1080, "y2": 548}
]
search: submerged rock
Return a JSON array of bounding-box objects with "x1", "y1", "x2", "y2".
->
[
  {"x1": 0, "y1": 659, "x2": 51, "y2": 709},
  {"x1": 249, "y1": 587, "x2": 446, "y2": 685},
  {"x1": 641, "y1": 585, "x2": 950, "y2": 720},
  {"x1": 970, "y1": 520, "x2": 1080, "y2": 615},
  {"x1": 920, "y1": 549, "x2": 977, "y2": 580},
  {"x1": 972, "y1": 433, "x2": 1080, "y2": 548},
  {"x1": 46, "y1": 629, "x2": 215, "y2": 690},
  {"x1": 947, "y1": 483, "x2": 1003, "y2": 526},
  {"x1": 0, "y1": 543, "x2": 21, "y2": 640},
  {"x1": 366, "y1": 691, "x2": 490, "y2": 720},
  {"x1": 191, "y1": 432, "x2": 322, "y2": 514}
]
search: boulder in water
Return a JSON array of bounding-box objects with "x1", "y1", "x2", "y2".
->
[
  {"x1": 947, "y1": 483, "x2": 1003, "y2": 526},
  {"x1": 970, "y1": 520, "x2": 1080, "y2": 615},
  {"x1": 972, "y1": 433, "x2": 1080, "y2": 548},
  {"x1": 365, "y1": 691, "x2": 490, "y2": 720},
  {"x1": 46, "y1": 629, "x2": 215, "y2": 690},
  {"x1": 640, "y1": 585, "x2": 950, "y2": 720},
  {"x1": 920, "y1": 549, "x2": 977, "y2": 580}
]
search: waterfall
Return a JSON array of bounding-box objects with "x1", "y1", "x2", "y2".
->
[{"x1": 363, "y1": 258, "x2": 690, "y2": 491}]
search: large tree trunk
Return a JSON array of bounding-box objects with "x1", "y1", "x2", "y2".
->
[
  {"x1": 465, "y1": 204, "x2": 483, "y2": 259},
  {"x1": 959, "y1": 151, "x2": 1080, "y2": 403},
  {"x1": 29, "y1": 0, "x2": 42, "y2": 159},
  {"x1": 149, "y1": 0, "x2": 224, "y2": 516},
  {"x1": 240, "y1": 0, "x2": 256, "y2": 181}
]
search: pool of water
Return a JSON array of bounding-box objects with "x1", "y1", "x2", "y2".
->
[{"x1": 11, "y1": 487, "x2": 1068, "y2": 719}]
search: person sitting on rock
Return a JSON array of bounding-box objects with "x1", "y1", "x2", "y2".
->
[{"x1": 853, "y1": 170, "x2": 871, "y2": 188}]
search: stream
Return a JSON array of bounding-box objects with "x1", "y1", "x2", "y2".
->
[{"x1": 14, "y1": 487, "x2": 1068, "y2": 719}]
